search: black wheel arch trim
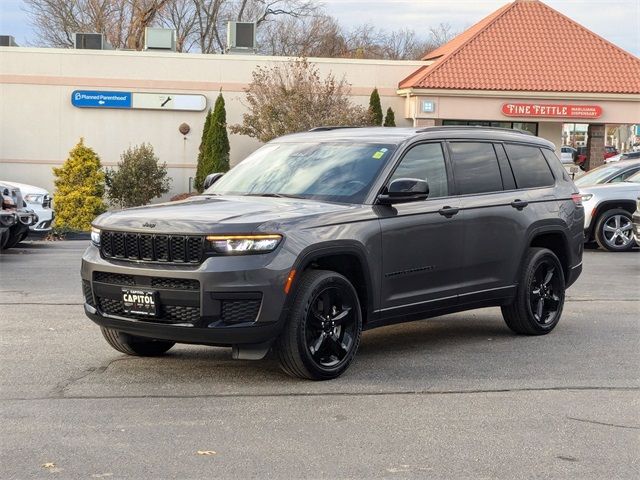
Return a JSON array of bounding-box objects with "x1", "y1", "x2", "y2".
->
[
  {"x1": 520, "y1": 222, "x2": 574, "y2": 285},
  {"x1": 287, "y1": 241, "x2": 376, "y2": 323}
]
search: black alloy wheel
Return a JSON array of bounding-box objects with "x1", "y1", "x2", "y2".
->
[
  {"x1": 502, "y1": 247, "x2": 565, "y2": 335},
  {"x1": 277, "y1": 270, "x2": 362, "y2": 380},
  {"x1": 528, "y1": 259, "x2": 563, "y2": 326},
  {"x1": 305, "y1": 286, "x2": 358, "y2": 368}
]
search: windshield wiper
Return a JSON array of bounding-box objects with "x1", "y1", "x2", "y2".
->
[{"x1": 244, "y1": 193, "x2": 304, "y2": 199}]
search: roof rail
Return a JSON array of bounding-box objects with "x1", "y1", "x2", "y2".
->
[
  {"x1": 416, "y1": 125, "x2": 534, "y2": 136},
  {"x1": 308, "y1": 126, "x2": 363, "y2": 132}
]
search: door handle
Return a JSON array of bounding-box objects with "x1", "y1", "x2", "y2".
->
[
  {"x1": 510, "y1": 199, "x2": 529, "y2": 210},
  {"x1": 438, "y1": 206, "x2": 460, "y2": 217}
]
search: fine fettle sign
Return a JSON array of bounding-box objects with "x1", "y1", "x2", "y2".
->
[{"x1": 502, "y1": 103, "x2": 602, "y2": 119}]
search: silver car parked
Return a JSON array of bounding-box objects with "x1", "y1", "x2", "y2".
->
[{"x1": 580, "y1": 170, "x2": 640, "y2": 251}]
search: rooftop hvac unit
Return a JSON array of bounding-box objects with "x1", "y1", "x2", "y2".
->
[
  {"x1": 144, "y1": 28, "x2": 176, "y2": 51},
  {"x1": 74, "y1": 33, "x2": 104, "y2": 50},
  {"x1": 0, "y1": 35, "x2": 18, "y2": 47},
  {"x1": 227, "y1": 22, "x2": 256, "y2": 53}
]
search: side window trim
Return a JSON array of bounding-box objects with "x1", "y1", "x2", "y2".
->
[{"x1": 494, "y1": 143, "x2": 517, "y2": 191}]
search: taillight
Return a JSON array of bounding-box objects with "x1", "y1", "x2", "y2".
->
[{"x1": 571, "y1": 193, "x2": 583, "y2": 206}]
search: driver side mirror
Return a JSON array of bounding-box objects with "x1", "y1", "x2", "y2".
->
[
  {"x1": 203, "y1": 172, "x2": 224, "y2": 190},
  {"x1": 377, "y1": 178, "x2": 429, "y2": 205}
]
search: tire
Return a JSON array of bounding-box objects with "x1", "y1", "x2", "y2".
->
[
  {"x1": 0, "y1": 229, "x2": 9, "y2": 250},
  {"x1": 4, "y1": 224, "x2": 28, "y2": 249},
  {"x1": 101, "y1": 327, "x2": 175, "y2": 356},
  {"x1": 501, "y1": 248, "x2": 565, "y2": 335},
  {"x1": 276, "y1": 270, "x2": 362, "y2": 380},
  {"x1": 594, "y1": 208, "x2": 635, "y2": 252}
]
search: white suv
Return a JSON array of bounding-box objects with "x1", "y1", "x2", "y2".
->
[
  {"x1": 1, "y1": 181, "x2": 54, "y2": 232},
  {"x1": 580, "y1": 170, "x2": 640, "y2": 251}
]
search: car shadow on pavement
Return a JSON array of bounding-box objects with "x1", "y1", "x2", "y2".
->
[{"x1": 65, "y1": 312, "x2": 520, "y2": 393}]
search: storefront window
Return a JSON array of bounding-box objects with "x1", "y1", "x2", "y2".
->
[{"x1": 443, "y1": 120, "x2": 538, "y2": 136}]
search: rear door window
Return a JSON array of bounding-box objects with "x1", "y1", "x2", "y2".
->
[
  {"x1": 505, "y1": 144, "x2": 555, "y2": 189},
  {"x1": 448, "y1": 142, "x2": 503, "y2": 195}
]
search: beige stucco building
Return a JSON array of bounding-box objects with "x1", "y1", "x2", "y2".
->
[
  {"x1": 0, "y1": 48, "x2": 423, "y2": 197},
  {"x1": 1, "y1": 0, "x2": 639, "y2": 199}
]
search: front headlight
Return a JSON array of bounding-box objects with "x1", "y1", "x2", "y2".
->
[
  {"x1": 91, "y1": 227, "x2": 101, "y2": 247},
  {"x1": 206, "y1": 234, "x2": 282, "y2": 255},
  {"x1": 581, "y1": 194, "x2": 593, "y2": 202},
  {"x1": 24, "y1": 194, "x2": 44, "y2": 204}
]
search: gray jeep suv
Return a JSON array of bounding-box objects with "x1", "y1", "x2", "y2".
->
[{"x1": 82, "y1": 126, "x2": 584, "y2": 380}]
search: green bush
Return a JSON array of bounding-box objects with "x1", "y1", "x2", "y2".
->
[
  {"x1": 194, "y1": 108, "x2": 213, "y2": 192},
  {"x1": 383, "y1": 107, "x2": 396, "y2": 127},
  {"x1": 369, "y1": 88, "x2": 383, "y2": 126},
  {"x1": 194, "y1": 93, "x2": 230, "y2": 192},
  {"x1": 52, "y1": 138, "x2": 106, "y2": 232},
  {"x1": 105, "y1": 143, "x2": 171, "y2": 208}
]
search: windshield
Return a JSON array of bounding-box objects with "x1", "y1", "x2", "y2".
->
[
  {"x1": 575, "y1": 164, "x2": 626, "y2": 186},
  {"x1": 206, "y1": 142, "x2": 396, "y2": 204},
  {"x1": 625, "y1": 171, "x2": 640, "y2": 183}
]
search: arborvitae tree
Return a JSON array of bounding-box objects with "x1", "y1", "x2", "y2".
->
[
  {"x1": 52, "y1": 138, "x2": 106, "y2": 231},
  {"x1": 208, "y1": 92, "x2": 230, "y2": 174},
  {"x1": 105, "y1": 143, "x2": 171, "y2": 208},
  {"x1": 383, "y1": 107, "x2": 396, "y2": 127},
  {"x1": 194, "y1": 108, "x2": 213, "y2": 192},
  {"x1": 369, "y1": 87, "x2": 383, "y2": 126}
]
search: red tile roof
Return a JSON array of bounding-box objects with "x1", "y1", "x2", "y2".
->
[{"x1": 399, "y1": 0, "x2": 640, "y2": 94}]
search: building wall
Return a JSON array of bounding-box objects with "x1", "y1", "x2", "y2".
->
[
  {"x1": 407, "y1": 92, "x2": 640, "y2": 155},
  {"x1": 0, "y1": 47, "x2": 425, "y2": 197}
]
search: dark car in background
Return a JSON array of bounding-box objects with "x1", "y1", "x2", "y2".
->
[{"x1": 82, "y1": 126, "x2": 584, "y2": 380}]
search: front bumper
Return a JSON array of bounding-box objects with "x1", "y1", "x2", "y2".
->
[
  {"x1": 27, "y1": 206, "x2": 53, "y2": 231},
  {"x1": 81, "y1": 244, "x2": 295, "y2": 346},
  {"x1": 84, "y1": 304, "x2": 284, "y2": 346}
]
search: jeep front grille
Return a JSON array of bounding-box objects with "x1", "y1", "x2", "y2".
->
[
  {"x1": 101, "y1": 231, "x2": 204, "y2": 264},
  {"x1": 97, "y1": 297, "x2": 200, "y2": 324}
]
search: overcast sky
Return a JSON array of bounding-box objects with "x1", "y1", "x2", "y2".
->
[{"x1": 1, "y1": 0, "x2": 638, "y2": 56}]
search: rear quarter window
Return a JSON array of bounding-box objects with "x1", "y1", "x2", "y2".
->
[{"x1": 505, "y1": 144, "x2": 555, "y2": 189}]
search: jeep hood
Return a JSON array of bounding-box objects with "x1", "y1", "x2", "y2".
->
[{"x1": 93, "y1": 195, "x2": 354, "y2": 234}]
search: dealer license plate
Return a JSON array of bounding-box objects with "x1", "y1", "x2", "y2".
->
[{"x1": 122, "y1": 288, "x2": 158, "y2": 316}]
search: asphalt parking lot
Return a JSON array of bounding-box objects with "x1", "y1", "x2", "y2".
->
[{"x1": 1, "y1": 240, "x2": 638, "y2": 479}]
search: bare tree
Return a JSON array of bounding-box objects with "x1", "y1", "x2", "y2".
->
[
  {"x1": 259, "y1": 14, "x2": 345, "y2": 57},
  {"x1": 187, "y1": 0, "x2": 319, "y2": 53},
  {"x1": 427, "y1": 22, "x2": 456, "y2": 50},
  {"x1": 157, "y1": 0, "x2": 198, "y2": 51},
  {"x1": 24, "y1": 0, "x2": 171, "y2": 49},
  {"x1": 24, "y1": 1, "x2": 455, "y2": 56},
  {"x1": 24, "y1": 0, "x2": 317, "y2": 52},
  {"x1": 230, "y1": 58, "x2": 370, "y2": 142},
  {"x1": 379, "y1": 28, "x2": 434, "y2": 60}
]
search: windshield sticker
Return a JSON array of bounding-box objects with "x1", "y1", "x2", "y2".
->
[{"x1": 372, "y1": 150, "x2": 386, "y2": 159}]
